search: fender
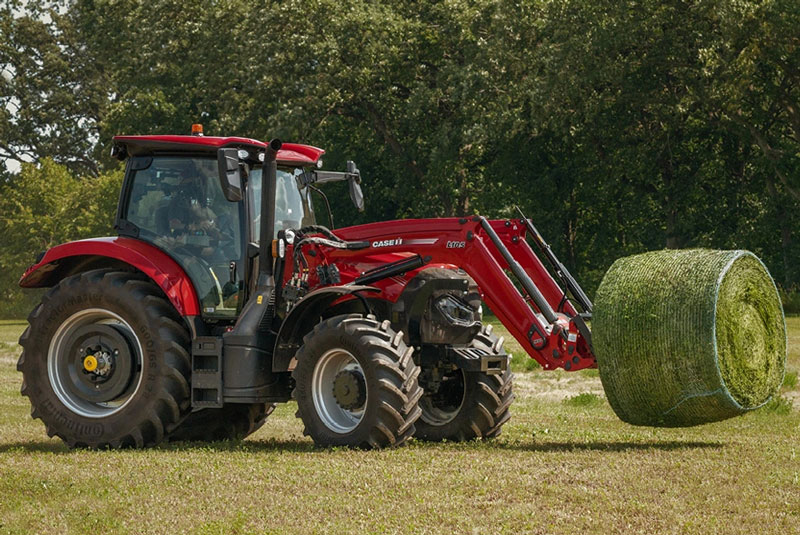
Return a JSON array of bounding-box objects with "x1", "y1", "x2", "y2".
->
[
  {"x1": 272, "y1": 285, "x2": 379, "y2": 372},
  {"x1": 19, "y1": 237, "x2": 200, "y2": 317}
]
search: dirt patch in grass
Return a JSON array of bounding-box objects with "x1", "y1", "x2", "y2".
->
[{"x1": 514, "y1": 369, "x2": 605, "y2": 403}]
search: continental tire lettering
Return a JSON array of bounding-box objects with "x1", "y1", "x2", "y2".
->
[
  {"x1": 42, "y1": 399, "x2": 104, "y2": 437},
  {"x1": 138, "y1": 324, "x2": 157, "y2": 397},
  {"x1": 19, "y1": 269, "x2": 192, "y2": 449}
]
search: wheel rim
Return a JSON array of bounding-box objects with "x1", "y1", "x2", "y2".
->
[
  {"x1": 48, "y1": 308, "x2": 143, "y2": 418},
  {"x1": 420, "y1": 369, "x2": 466, "y2": 426},
  {"x1": 311, "y1": 348, "x2": 366, "y2": 433}
]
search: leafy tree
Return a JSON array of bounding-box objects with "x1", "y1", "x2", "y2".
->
[
  {"x1": 704, "y1": 0, "x2": 800, "y2": 286},
  {"x1": 0, "y1": 160, "x2": 121, "y2": 316},
  {"x1": 485, "y1": 0, "x2": 799, "y2": 291},
  {"x1": 0, "y1": 1, "x2": 108, "y2": 175},
  {"x1": 1, "y1": 0, "x2": 798, "y2": 316}
]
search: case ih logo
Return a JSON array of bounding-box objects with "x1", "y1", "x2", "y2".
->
[{"x1": 372, "y1": 238, "x2": 403, "y2": 248}]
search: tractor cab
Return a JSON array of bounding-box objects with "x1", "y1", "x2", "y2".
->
[
  {"x1": 17, "y1": 127, "x2": 537, "y2": 452},
  {"x1": 110, "y1": 132, "x2": 361, "y2": 320}
]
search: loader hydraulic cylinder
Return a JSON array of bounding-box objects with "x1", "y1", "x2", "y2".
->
[{"x1": 479, "y1": 217, "x2": 558, "y2": 325}]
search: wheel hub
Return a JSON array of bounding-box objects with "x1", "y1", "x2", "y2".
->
[
  {"x1": 59, "y1": 323, "x2": 136, "y2": 404},
  {"x1": 419, "y1": 368, "x2": 466, "y2": 426},
  {"x1": 311, "y1": 348, "x2": 367, "y2": 433},
  {"x1": 332, "y1": 369, "x2": 366, "y2": 410},
  {"x1": 47, "y1": 308, "x2": 145, "y2": 419},
  {"x1": 83, "y1": 349, "x2": 113, "y2": 377}
]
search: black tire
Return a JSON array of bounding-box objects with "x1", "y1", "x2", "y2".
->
[
  {"x1": 17, "y1": 269, "x2": 191, "y2": 448},
  {"x1": 168, "y1": 403, "x2": 276, "y2": 442},
  {"x1": 415, "y1": 324, "x2": 514, "y2": 441},
  {"x1": 292, "y1": 314, "x2": 423, "y2": 448}
]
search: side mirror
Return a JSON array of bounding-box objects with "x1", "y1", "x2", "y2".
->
[
  {"x1": 347, "y1": 160, "x2": 364, "y2": 212},
  {"x1": 217, "y1": 148, "x2": 245, "y2": 202},
  {"x1": 305, "y1": 160, "x2": 365, "y2": 212}
]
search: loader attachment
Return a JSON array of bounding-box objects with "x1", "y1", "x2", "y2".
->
[
  {"x1": 303, "y1": 215, "x2": 599, "y2": 371},
  {"x1": 478, "y1": 211, "x2": 594, "y2": 356},
  {"x1": 513, "y1": 207, "x2": 594, "y2": 355}
]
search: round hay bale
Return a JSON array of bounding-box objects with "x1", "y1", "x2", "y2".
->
[{"x1": 593, "y1": 249, "x2": 786, "y2": 427}]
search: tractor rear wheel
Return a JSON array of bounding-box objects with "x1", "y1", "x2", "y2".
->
[
  {"x1": 415, "y1": 325, "x2": 514, "y2": 441},
  {"x1": 168, "y1": 403, "x2": 276, "y2": 442},
  {"x1": 292, "y1": 314, "x2": 422, "y2": 448},
  {"x1": 17, "y1": 269, "x2": 191, "y2": 448}
]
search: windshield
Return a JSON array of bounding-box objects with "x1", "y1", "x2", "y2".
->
[
  {"x1": 125, "y1": 155, "x2": 243, "y2": 318},
  {"x1": 249, "y1": 167, "x2": 316, "y2": 241}
]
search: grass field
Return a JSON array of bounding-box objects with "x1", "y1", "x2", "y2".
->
[{"x1": 0, "y1": 317, "x2": 798, "y2": 535}]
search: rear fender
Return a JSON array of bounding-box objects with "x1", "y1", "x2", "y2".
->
[
  {"x1": 19, "y1": 237, "x2": 200, "y2": 317},
  {"x1": 272, "y1": 285, "x2": 379, "y2": 372}
]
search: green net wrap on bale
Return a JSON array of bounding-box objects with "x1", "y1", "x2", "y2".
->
[{"x1": 594, "y1": 249, "x2": 786, "y2": 427}]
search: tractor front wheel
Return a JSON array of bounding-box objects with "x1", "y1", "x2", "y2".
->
[
  {"x1": 292, "y1": 314, "x2": 422, "y2": 448},
  {"x1": 415, "y1": 325, "x2": 514, "y2": 442},
  {"x1": 17, "y1": 269, "x2": 191, "y2": 448}
]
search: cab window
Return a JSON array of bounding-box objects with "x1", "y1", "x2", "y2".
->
[
  {"x1": 124, "y1": 156, "x2": 243, "y2": 318},
  {"x1": 248, "y1": 167, "x2": 316, "y2": 242}
]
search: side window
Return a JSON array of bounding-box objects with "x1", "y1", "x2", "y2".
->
[
  {"x1": 126, "y1": 163, "x2": 168, "y2": 234},
  {"x1": 125, "y1": 156, "x2": 243, "y2": 318},
  {"x1": 248, "y1": 167, "x2": 316, "y2": 242}
]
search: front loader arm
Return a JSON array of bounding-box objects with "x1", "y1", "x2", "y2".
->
[{"x1": 321, "y1": 217, "x2": 597, "y2": 371}]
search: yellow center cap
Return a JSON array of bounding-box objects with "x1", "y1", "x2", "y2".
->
[{"x1": 83, "y1": 355, "x2": 98, "y2": 372}]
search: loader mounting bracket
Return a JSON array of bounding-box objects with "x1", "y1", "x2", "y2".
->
[
  {"x1": 445, "y1": 345, "x2": 508, "y2": 374},
  {"x1": 528, "y1": 323, "x2": 548, "y2": 350}
]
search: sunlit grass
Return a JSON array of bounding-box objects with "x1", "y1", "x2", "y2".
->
[{"x1": 0, "y1": 318, "x2": 797, "y2": 534}]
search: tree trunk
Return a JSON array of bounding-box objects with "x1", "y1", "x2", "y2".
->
[
  {"x1": 749, "y1": 126, "x2": 800, "y2": 203},
  {"x1": 660, "y1": 132, "x2": 680, "y2": 249},
  {"x1": 566, "y1": 185, "x2": 578, "y2": 270},
  {"x1": 363, "y1": 101, "x2": 426, "y2": 184},
  {"x1": 456, "y1": 166, "x2": 470, "y2": 217},
  {"x1": 765, "y1": 173, "x2": 794, "y2": 287},
  {"x1": 662, "y1": 166, "x2": 680, "y2": 249}
]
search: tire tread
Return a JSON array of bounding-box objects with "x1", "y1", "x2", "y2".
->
[
  {"x1": 415, "y1": 324, "x2": 514, "y2": 441},
  {"x1": 17, "y1": 269, "x2": 191, "y2": 449},
  {"x1": 292, "y1": 314, "x2": 422, "y2": 449}
]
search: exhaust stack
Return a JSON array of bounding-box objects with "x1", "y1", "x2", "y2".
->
[
  {"x1": 232, "y1": 138, "x2": 282, "y2": 337},
  {"x1": 258, "y1": 138, "x2": 282, "y2": 282}
]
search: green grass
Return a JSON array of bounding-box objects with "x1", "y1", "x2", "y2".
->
[
  {"x1": 0, "y1": 320, "x2": 26, "y2": 355},
  {"x1": 760, "y1": 395, "x2": 794, "y2": 415},
  {"x1": 564, "y1": 392, "x2": 603, "y2": 407},
  {"x1": 0, "y1": 318, "x2": 798, "y2": 534},
  {"x1": 784, "y1": 370, "x2": 798, "y2": 389}
]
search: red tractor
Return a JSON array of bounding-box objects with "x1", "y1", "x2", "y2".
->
[{"x1": 17, "y1": 129, "x2": 595, "y2": 448}]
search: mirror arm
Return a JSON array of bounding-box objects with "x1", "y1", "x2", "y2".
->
[
  {"x1": 308, "y1": 184, "x2": 335, "y2": 229},
  {"x1": 310, "y1": 170, "x2": 359, "y2": 184},
  {"x1": 305, "y1": 160, "x2": 364, "y2": 212}
]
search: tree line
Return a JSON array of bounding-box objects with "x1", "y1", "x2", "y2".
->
[{"x1": 1, "y1": 0, "x2": 799, "y2": 317}]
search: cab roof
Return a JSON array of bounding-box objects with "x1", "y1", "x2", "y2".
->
[{"x1": 111, "y1": 135, "x2": 325, "y2": 165}]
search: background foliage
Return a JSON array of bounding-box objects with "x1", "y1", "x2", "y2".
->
[{"x1": 1, "y1": 0, "x2": 798, "y2": 317}]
